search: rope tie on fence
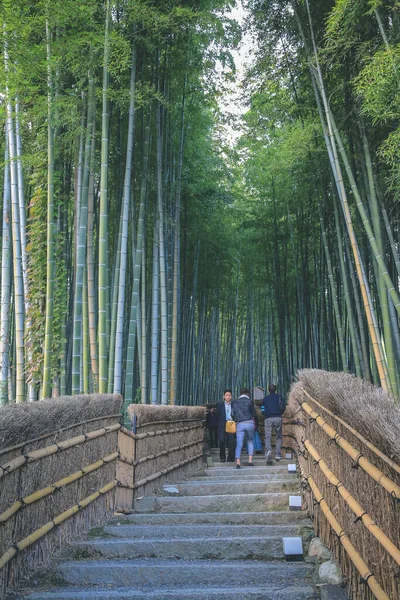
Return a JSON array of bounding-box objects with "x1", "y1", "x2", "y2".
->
[
  {"x1": 390, "y1": 490, "x2": 400, "y2": 502},
  {"x1": 352, "y1": 452, "x2": 363, "y2": 469},
  {"x1": 0, "y1": 464, "x2": 10, "y2": 476},
  {"x1": 360, "y1": 573, "x2": 374, "y2": 585},
  {"x1": 354, "y1": 511, "x2": 367, "y2": 524}
]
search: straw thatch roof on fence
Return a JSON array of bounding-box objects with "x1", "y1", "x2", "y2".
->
[
  {"x1": 127, "y1": 404, "x2": 205, "y2": 426},
  {"x1": 289, "y1": 369, "x2": 400, "y2": 463},
  {"x1": 0, "y1": 394, "x2": 123, "y2": 450}
]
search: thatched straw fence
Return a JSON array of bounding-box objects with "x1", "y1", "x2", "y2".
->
[
  {"x1": 0, "y1": 394, "x2": 122, "y2": 596},
  {"x1": 115, "y1": 404, "x2": 205, "y2": 511},
  {"x1": 0, "y1": 397, "x2": 206, "y2": 596},
  {"x1": 287, "y1": 369, "x2": 400, "y2": 600}
]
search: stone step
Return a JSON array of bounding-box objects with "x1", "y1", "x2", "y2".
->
[
  {"x1": 208, "y1": 459, "x2": 296, "y2": 473},
  {"x1": 134, "y1": 492, "x2": 293, "y2": 514},
  {"x1": 102, "y1": 523, "x2": 311, "y2": 539},
  {"x1": 76, "y1": 534, "x2": 300, "y2": 561},
  {"x1": 196, "y1": 466, "x2": 290, "y2": 477},
  {"x1": 159, "y1": 479, "x2": 298, "y2": 496},
  {"x1": 26, "y1": 583, "x2": 316, "y2": 600},
  {"x1": 55, "y1": 559, "x2": 314, "y2": 588},
  {"x1": 115, "y1": 510, "x2": 309, "y2": 526}
]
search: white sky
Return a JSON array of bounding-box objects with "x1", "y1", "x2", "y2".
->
[{"x1": 218, "y1": 1, "x2": 255, "y2": 145}]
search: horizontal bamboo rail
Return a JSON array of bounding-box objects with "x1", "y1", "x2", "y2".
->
[
  {"x1": 302, "y1": 388, "x2": 400, "y2": 475},
  {"x1": 305, "y1": 440, "x2": 400, "y2": 566},
  {"x1": 119, "y1": 423, "x2": 201, "y2": 441},
  {"x1": 119, "y1": 438, "x2": 203, "y2": 467},
  {"x1": 0, "y1": 452, "x2": 118, "y2": 525},
  {"x1": 299, "y1": 400, "x2": 400, "y2": 500},
  {"x1": 307, "y1": 475, "x2": 390, "y2": 600},
  {"x1": 118, "y1": 451, "x2": 203, "y2": 490},
  {"x1": 0, "y1": 480, "x2": 117, "y2": 571},
  {"x1": 0, "y1": 423, "x2": 121, "y2": 480},
  {"x1": 0, "y1": 414, "x2": 122, "y2": 458}
]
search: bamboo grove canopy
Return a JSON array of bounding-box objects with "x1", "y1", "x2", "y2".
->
[{"x1": 0, "y1": 0, "x2": 399, "y2": 405}]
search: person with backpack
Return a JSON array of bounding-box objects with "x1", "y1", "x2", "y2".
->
[{"x1": 262, "y1": 384, "x2": 285, "y2": 464}]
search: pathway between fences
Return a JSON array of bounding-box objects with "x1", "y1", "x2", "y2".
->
[{"x1": 23, "y1": 448, "x2": 332, "y2": 600}]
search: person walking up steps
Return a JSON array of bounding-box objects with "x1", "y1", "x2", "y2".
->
[
  {"x1": 217, "y1": 389, "x2": 235, "y2": 462},
  {"x1": 232, "y1": 388, "x2": 258, "y2": 469},
  {"x1": 262, "y1": 384, "x2": 285, "y2": 464}
]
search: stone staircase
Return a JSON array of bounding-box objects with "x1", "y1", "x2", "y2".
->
[{"x1": 24, "y1": 449, "x2": 319, "y2": 600}]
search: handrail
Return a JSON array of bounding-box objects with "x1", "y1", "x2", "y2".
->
[
  {"x1": 299, "y1": 400, "x2": 400, "y2": 500},
  {"x1": 304, "y1": 440, "x2": 400, "y2": 566},
  {"x1": 302, "y1": 388, "x2": 400, "y2": 475},
  {"x1": 307, "y1": 475, "x2": 390, "y2": 600}
]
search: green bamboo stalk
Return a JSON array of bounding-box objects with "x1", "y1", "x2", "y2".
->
[
  {"x1": 87, "y1": 117, "x2": 98, "y2": 391},
  {"x1": 170, "y1": 75, "x2": 186, "y2": 405},
  {"x1": 98, "y1": 0, "x2": 110, "y2": 393},
  {"x1": 72, "y1": 79, "x2": 95, "y2": 393},
  {"x1": 156, "y1": 95, "x2": 168, "y2": 406},
  {"x1": 333, "y1": 197, "x2": 361, "y2": 377},
  {"x1": 0, "y1": 146, "x2": 11, "y2": 405},
  {"x1": 141, "y1": 239, "x2": 147, "y2": 404},
  {"x1": 113, "y1": 42, "x2": 136, "y2": 394},
  {"x1": 42, "y1": 16, "x2": 55, "y2": 400},
  {"x1": 4, "y1": 33, "x2": 25, "y2": 403},
  {"x1": 301, "y1": 0, "x2": 389, "y2": 390},
  {"x1": 124, "y1": 116, "x2": 150, "y2": 403},
  {"x1": 150, "y1": 219, "x2": 160, "y2": 404},
  {"x1": 362, "y1": 127, "x2": 398, "y2": 395}
]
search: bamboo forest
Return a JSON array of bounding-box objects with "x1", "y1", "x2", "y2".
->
[{"x1": 0, "y1": 0, "x2": 400, "y2": 407}]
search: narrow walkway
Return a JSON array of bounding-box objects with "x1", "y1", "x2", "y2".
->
[{"x1": 25, "y1": 450, "x2": 317, "y2": 599}]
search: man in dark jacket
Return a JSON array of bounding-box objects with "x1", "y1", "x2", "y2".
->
[
  {"x1": 206, "y1": 407, "x2": 218, "y2": 448},
  {"x1": 216, "y1": 389, "x2": 235, "y2": 462},
  {"x1": 262, "y1": 384, "x2": 285, "y2": 464}
]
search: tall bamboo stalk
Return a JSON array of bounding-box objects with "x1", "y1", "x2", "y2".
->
[
  {"x1": 156, "y1": 94, "x2": 168, "y2": 406},
  {"x1": 98, "y1": 0, "x2": 110, "y2": 393},
  {"x1": 4, "y1": 32, "x2": 25, "y2": 403},
  {"x1": 0, "y1": 147, "x2": 11, "y2": 405},
  {"x1": 113, "y1": 42, "x2": 136, "y2": 394},
  {"x1": 150, "y1": 220, "x2": 160, "y2": 404},
  {"x1": 124, "y1": 116, "x2": 150, "y2": 403},
  {"x1": 72, "y1": 79, "x2": 95, "y2": 393},
  {"x1": 87, "y1": 118, "x2": 98, "y2": 391},
  {"x1": 301, "y1": 0, "x2": 389, "y2": 390},
  {"x1": 170, "y1": 74, "x2": 186, "y2": 405}
]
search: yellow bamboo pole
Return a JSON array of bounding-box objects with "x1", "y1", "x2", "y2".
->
[
  {"x1": 0, "y1": 423, "x2": 120, "y2": 480},
  {"x1": 300, "y1": 400, "x2": 400, "y2": 499},
  {"x1": 119, "y1": 423, "x2": 201, "y2": 442},
  {"x1": 0, "y1": 480, "x2": 117, "y2": 571},
  {"x1": 305, "y1": 440, "x2": 400, "y2": 566},
  {"x1": 308, "y1": 476, "x2": 390, "y2": 600},
  {"x1": 302, "y1": 388, "x2": 400, "y2": 475},
  {"x1": 0, "y1": 452, "x2": 118, "y2": 524},
  {"x1": 118, "y1": 451, "x2": 203, "y2": 490}
]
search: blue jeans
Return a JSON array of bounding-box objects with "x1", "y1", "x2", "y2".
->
[{"x1": 235, "y1": 421, "x2": 255, "y2": 459}]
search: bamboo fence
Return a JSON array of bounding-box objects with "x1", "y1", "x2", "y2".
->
[
  {"x1": 0, "y1": 398, "x2": 206, "y2": 596},
  {"x1": 287, "y1": 370, "x2": 400, "y2": 600},
  {"x1": 0, "y1": 393, "x2": 122, "y2": 595},
  {"x1": 115, "y1": 404, "x2": 206, "y2": 510}
]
